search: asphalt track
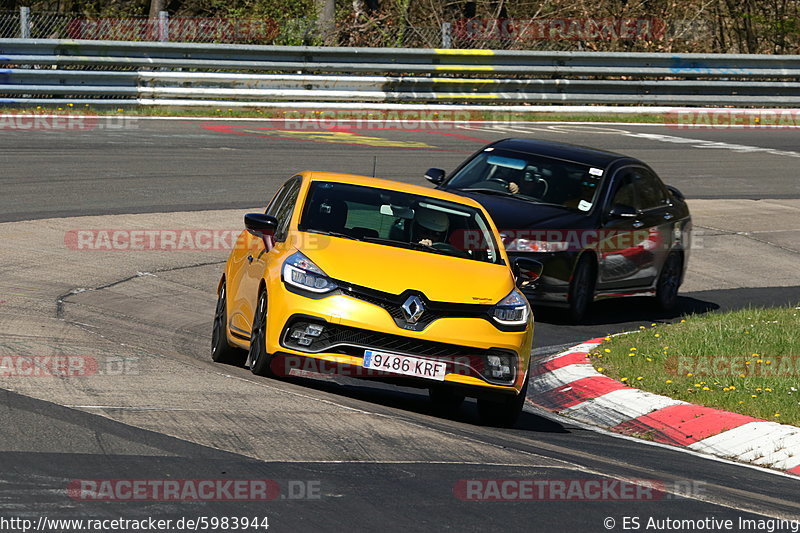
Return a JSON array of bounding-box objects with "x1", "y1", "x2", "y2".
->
[{"x1": 1, "y1": 119, "x2": 799, "y2": 532}]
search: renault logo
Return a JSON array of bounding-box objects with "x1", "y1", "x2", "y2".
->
[{"x1": 401, "y1": 295, "x2": 425, "y2": 324}]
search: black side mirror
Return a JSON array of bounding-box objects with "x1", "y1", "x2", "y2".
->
[
  {"x1": 512, "y1": 257, "x2": 543, "y2": 288},
  {"x1": 245, "y1": 213, "x2": 279, "y2": 236},
  {"x1": 608, "y1": 204, "x2": 637, "y2": 218},
  {"x1": 424, "y1": 168, "x2": 446, "y2": 185}
]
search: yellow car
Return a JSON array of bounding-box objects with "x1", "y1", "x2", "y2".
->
[{"x1": 212, "y1": 171, "x2": 542, "y2": 426}]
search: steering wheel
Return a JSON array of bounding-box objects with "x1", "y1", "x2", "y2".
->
[
  {"x1": 486, "y1": 177, "x2": 511, "y2": 188},
  {"x1": 430, "y1": 241, "x2": 470, "y2": 258}
]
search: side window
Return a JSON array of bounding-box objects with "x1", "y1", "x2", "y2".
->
[
  {"x1": 610, "y1": 171, "x2": 637, "y2": 211},
  {"x1": 272, "y1": 178, "x2": 302, "y2": 242},
  {"x1": 633, "y1": 169, "x2": 668, "y2": 211},
  {"x1": 265, "y1": 181, "x2": 291, "y2": 218}
]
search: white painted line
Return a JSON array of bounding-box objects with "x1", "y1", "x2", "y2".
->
[
  {"x1": 689, "y1": 422, "x2": 800, "y2": 470},
  {"x1": 561, "y1": 388, "x2": 686, "y2": 428}
]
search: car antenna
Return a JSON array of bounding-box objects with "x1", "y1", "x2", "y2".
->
[{"x1": 372, "y1": 156, "x2": 377, "y2": 177}]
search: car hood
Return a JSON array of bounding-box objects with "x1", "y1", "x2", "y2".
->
[
  {"x1": 297, "y1": 234, "x2": 515, "y2": 304},
  {"x1": 448, "y1": 190, "x2": 592, "y2": 231}
]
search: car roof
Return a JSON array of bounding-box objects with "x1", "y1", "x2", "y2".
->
[
  {"x1": 489, "y1": 138, "x2": 634, "y2": 169},
  {"x1": 302, "y1": 171, "x2": 487, "y2": 211}
]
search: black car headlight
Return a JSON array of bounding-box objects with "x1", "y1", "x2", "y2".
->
[{"x1": 282, "y1": 251, "x2": 338, "y2": 294}]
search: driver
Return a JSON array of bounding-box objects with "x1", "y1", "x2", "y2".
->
[
  {"x1": 508, "y1": 166, "x2": 548, "y2": 197},
  {"x1": 411, "y1": 206, "x2": 450, "y2": 247}
]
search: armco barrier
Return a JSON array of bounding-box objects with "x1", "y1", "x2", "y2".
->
[{"x1": 2, "y1": 39, "x2": 800, "y2": 107}]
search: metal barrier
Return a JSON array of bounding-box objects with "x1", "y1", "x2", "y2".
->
[{"x1": 2, "y1": 39, "x2": 800, "y2": 107}]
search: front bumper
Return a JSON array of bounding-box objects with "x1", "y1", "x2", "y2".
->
[{"x1": 263, "y1": 285, "x2": 533, "y2": 394}]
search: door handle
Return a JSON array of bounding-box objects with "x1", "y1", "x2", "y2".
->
[
  {"x1": 663, "y1": 213, "x2": 674, "y2": 220},
  {"x1": 632, "y1": 221, "x2": 644, "y2": 228}
]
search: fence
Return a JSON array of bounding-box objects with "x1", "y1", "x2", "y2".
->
[
  {"x1": 2, "y1": 39, "x2": 800, "y2": 108},
  {"x1": 0, "y1": 7, "x2": 790, "y2": 53}
]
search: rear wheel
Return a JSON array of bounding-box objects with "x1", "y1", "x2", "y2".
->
[
  {"x1": 477, "y1": 374, "x2": 528, "y2": 428},
  {"x1": 656, "y1": 252, "x2": 682, "y2": 311},
  {"x1": 211, "y1": 282, "x2": 245, "y2": 364},
  {"x1": 567, "y1": 254, "x2": 596, "y2": 324},
  {"x1": 247, "y1": 289, "x2": 275, "y2": 377}
]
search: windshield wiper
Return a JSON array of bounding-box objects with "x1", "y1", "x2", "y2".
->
[
  {"x1": 304, "y1": 229, "x2": 360, "y2": 241},
  {"x1": 361, "y1": 236, "x2": 451, "y2": 256},
  {"x1": 459, "y1": 187, "x2": 518, "y2": 197}
]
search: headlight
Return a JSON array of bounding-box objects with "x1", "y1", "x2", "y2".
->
[
  {"x1": 282, "y1": 251, "x2": 338, "y2": 294},
  {"x1": 492, "y1": 288, "x2": 530, "y2": 326},
  {"x1": 509, "y1": 239, "x2": 569, "y2": 253}
]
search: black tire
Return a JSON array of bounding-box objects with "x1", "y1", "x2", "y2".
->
[
  {"x1": 656, "y1": 252, "x2": 682, "y2": 311},
  {"x1": 477, "y1": 373, "x2": 528, "y2": 428},
  {"x1": 211, "y1": 282, "x2": 246, "y2": 364},
  {"x1": 247, "y1": 289, "x2": 275, "y2": 377},
  {"x1": 429, "y1": 386, "x2": 465, "y2": 415},
  {"x1": 567, "y1": 254, "x2": 596, "y2": 324}
]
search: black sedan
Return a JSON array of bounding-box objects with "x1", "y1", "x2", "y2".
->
[{"x1": 425, "y1": 138, "x2": 692, "y2": 323}]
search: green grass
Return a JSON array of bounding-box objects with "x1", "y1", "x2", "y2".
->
[
  {"x1": 590, "y1": 306, "x2": 800, "y2": 426},
  {"x1": 0, "y1": 105, "x2": 675, "y2": 123}
]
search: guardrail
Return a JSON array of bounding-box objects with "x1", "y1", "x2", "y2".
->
[{"x1": 2, "y1": 39, "x2": 800, "y2": 107}]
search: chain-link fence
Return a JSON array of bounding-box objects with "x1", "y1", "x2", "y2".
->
[{"x1": 0, "y1": 9, "x2": 797, "y2": 53}]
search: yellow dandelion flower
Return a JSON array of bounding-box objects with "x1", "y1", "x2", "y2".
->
[
  {"x1": 774, "y1": 413, "x2": 780, "y2": 417},
  {"x1": 738, "y1": 374, "x2": 746, "y2": 378},
  {"x1": 686, "y1": 372, "x2": 694, "y2": 377},
  {"x1": 665, "y1": 380, "x2": 673, "y2": 384},
  {"x1": 604, "y1": 348, "x2": 611, "y2": 353},
  {"x1": 702, "y1": 386, "x2": 710, "y2": 391},
  {"x1": 620, "y1": 377, "x2": 628, "y2": 382},
  {"x1": 654, "y1": 333, "x2": 661, "y2": 338},
  {"x1": 597, "y1": 367, "x2": 605, "y2": 372},
  {"x1": 636, "y1": 376, "x2": 643, "y2": 381}
]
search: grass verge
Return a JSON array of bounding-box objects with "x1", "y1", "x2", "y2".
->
[{"x1": 589, "y1": 306, "x2": 800, "y2": 427}]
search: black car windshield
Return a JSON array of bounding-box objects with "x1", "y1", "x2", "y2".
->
[
  {"x1": 444, "y1": 148, "x2": 605, "y2": 213},
  {"x1": 299, "y1": 181, "x2": 503, "y2": 265}
]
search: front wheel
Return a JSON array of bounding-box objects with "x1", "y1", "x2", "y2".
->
[
  {"x1": 211, "y1": 282, "x2": 246, "y2": 364},
  {"x1": 247, "y1": 289, "x2": 275, "y2": 377},
  {"x1": 477, "y1": 374, "x2": 528, "y2": 428},
  {"x1": 567, "y1": 255, "x2": 596, "y2": 324},
  {"x1": 655, "y1": 252, "x2": 682, "y2": 311}
]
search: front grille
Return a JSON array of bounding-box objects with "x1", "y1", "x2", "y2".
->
[
  {"x1": 338, "y1": 282, "x2": 493, "y2": 332},
  {"x1": 280, "y1": 318, "x2": 518, "y2": 385}
]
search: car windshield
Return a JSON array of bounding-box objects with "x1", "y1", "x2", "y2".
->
[
  {"x1": 298, "y1": 181, "x2": 503, "y2": 265},
  {"x1": 444, "y1": 148, "x2": 605, "y2": 213}
]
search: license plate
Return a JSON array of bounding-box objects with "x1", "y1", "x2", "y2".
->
[{"x1": 362, "y1": 350, "x2": 446, "y2": 381}]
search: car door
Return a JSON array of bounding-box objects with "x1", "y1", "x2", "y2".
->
[
  {"x1": 629, "y1": 167, "x2": 676, "y2": 288},
  {"x1": 230, "y1": 176, "x2": 302, "y2": 335},
  {"x1": 597, "y1": 169, "x2": 643, "y2": 290}
]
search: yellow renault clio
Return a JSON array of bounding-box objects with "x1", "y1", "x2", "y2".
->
[{"x1": 212, "y1": 171, "x2": 541, "y2": 426}]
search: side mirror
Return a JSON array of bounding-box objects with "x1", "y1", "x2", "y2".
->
[
  {"x1": 512, "y1": 257, "x2": 543, "y2": 288},
  {"x1": 245, "y1": 213, "x2": 278, "y2": 236},
  {"x1": 424, "y1": 168, "x2": 446, "y2": 185},
  {"x1": 608, "y1": 204, "x2": 637, "y2": 218}
]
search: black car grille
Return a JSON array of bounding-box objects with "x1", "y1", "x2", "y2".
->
[{"x1": 337, "y1": 282, "x2": 493, "y2": 331}]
